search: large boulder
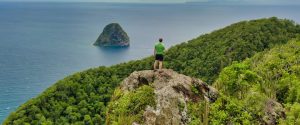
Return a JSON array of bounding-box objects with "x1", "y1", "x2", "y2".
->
[
  {"x1": 94, "y1": 23, "x2": 130, "y2": 47},
  {"x1": 107, "y1": 69, "x2": 218, "y2": 125}
]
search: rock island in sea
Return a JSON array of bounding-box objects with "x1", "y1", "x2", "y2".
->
[{"x1": 94, "y1": 23, "x2": 130, "y2": 47}]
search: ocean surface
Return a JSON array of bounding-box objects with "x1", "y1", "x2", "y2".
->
[{"x1": 0, "y1": 2, "x2": 299, "y2": 122}]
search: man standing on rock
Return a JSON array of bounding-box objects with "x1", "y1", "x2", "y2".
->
[{"x1": 154, "y1": 38, "x2": 165, "y2": 70}]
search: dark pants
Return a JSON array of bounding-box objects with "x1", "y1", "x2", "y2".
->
[{"x1": 155, "y1": 54, "x2": 164, "y2": 61}]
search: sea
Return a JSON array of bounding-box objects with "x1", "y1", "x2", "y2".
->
[{"x1": 0, "y1": 2, "x2": 299, "y2": 122}]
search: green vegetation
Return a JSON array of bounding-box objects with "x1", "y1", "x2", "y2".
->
[
  {"x1": 4, "y1": 17, "x2": 300, "y2": 124},
  {"x1": 187, "y1": 101, "x2": 210, "y2": 125},
  {"x1": 166, "y1": 17, "x2": 300, "y2": 83},
  {"x1": 3, "y1": 60, "x2": 154, "y2": 125},
  {"x1": 280, "y1": 103, "x2": 300, "y2": 124},
  {"x1": 106, "y1": 85, "x2": 155, "y2": 125},
  {"x1": 211, "y1": 39, "x2": 300, "y2": 124}
]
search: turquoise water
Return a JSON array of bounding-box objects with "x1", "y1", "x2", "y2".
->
[{"x1": 0, "y1": 2, "x2": 299, "y2": 122}]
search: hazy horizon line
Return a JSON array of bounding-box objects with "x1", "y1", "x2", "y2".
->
[{"x1": 0, "y1": 0, "x2": 299, "y2": 5}]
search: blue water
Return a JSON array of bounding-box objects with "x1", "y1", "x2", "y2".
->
[{"x1": 0, "y1": 2, "x2": 299, "y2": 122}]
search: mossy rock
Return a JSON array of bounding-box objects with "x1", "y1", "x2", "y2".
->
[{"x1": 106, "y1": 85, "x2": 156, "y2": 124}]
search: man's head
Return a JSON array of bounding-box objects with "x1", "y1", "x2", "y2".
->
[{"x1": 159, "y1": 38, "x2": 163, "y2": 42}]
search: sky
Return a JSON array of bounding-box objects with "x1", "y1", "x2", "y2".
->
[{"x1": 0, "y1": 0, "x2": 299, "y2": 5}]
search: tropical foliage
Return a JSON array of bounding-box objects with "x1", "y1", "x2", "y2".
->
[
  {"x1": 211, "y1": 39, "x2": 300, "y2": 124},
  {"x1": 106, "y1": 85, "x2": 155, "y2": 125},
  {"x1": 166, "y1": 17, "x2": 300, "y2": 83},
  {"x1": 4, "y1": 17, "x2": 300, "y2": 124}
]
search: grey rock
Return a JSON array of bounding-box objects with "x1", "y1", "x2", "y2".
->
[
  {"x1": 119, "y1": 69, "x2": 219, "y2": 125},
  {"x1": 263, "y1": 99, "x2": 286, "y2": 125}
]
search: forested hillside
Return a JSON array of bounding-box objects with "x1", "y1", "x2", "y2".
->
[
  {"x1": 212, "y1": 38, "x2": 300, "y2": 124},
  {"x1": 166, "y1": 17, "x2": 300, "y2": 83},
  {"x1": 4, "y1": 17, "x2": 300, "y2": 124}
]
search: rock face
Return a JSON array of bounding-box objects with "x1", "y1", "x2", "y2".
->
[
  {"x1": 118, "y1": 69, "x2": 218, "y2": 125},
  {"x1": 94, "y1": 23, "x2": 129, "y2": 47},
  {"x1": 263, "y1": 99, "x2": 286, "y2": 125}
]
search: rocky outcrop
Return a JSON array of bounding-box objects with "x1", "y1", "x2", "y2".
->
[
  {"x1": 94, "y1": 23, "x2": 129, "y2": 47},
  {"x1": 119, "y1": 69, "x2": 218, "y2": 125},
  {"x1": 263, "y1": 99, "x2": 286, "y2": 125}
]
